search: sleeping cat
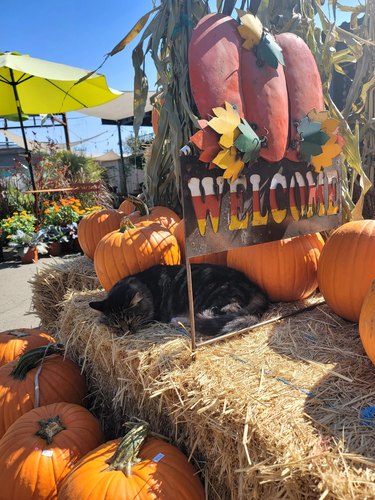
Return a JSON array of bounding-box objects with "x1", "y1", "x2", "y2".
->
[{"x1": 89, "y1": 264, "x2": 269, "y2": 336}]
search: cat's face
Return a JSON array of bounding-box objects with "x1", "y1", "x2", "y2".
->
[{"x1": 89, "y1": 279, "x2": 154, "y2": 334}]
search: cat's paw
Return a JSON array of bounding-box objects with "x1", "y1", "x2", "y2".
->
[{"x1": 170, "y1": 316, "x2": 190, "y2": 328}]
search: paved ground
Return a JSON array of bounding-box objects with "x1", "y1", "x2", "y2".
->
[{"x1": 0, "y1": 249, "x2": 73, "y2": 331}]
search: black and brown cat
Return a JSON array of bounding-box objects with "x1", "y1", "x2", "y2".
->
[{"x1": 89, "y1": 263, "x2": 269, "y2": 336}]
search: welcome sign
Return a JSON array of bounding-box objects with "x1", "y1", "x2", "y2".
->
[{"x1": 180, "y1": 155, "x2": 342, "y2": 258}]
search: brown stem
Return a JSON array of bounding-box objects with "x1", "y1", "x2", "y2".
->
[
  {"x1": 119, "y1": 216, "x2": 137, "y2": 233},
  {"x1": 10, "y1": 343, "x2": 64, "y2": 380},
  {"x1": 107, "y1": 422, "x2": 149, "y2": 476},
  {"x1": 126, "y1": 196, "x2": 150, "y2": 216},
  {"x1": 35, "y1": 415, "x2": 65, "y2": 444}
]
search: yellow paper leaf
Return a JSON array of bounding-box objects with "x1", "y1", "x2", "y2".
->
[
  {"x1": 237, "y1": 10, "x2": 263, "y2": 50},
  {"x1": 307, "y1": 109, "x2": 330, "y2": 124},
  {"x1": 212, "y1": 146, "x2": 245, "y2": 183},
  {"x1": 311, "y1": 139, "x2": 343, "y2": 172},
  {"x1": 321, "y1": 118, "x2": 340, "y2": 135},
  {"x1": 208, "y1": 102, "x2": 241, "y2": 149}
]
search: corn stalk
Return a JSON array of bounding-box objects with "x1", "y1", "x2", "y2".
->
[{"x1": 109, "y1": 0, "x2": 373, "y2": 218}]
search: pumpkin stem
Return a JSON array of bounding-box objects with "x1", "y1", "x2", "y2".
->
[
  {"x1": 126, "y1": 196, "x2": 150, "y2": 216},
  {"x1": 35, "y1": 415, "x2": 65, "y2": 444},
  {"x1": 10, "y1": 343, "x2": 64, "y2": 380},
  {"x1": 107, "y1": 422, "x2": 149, "y2": 476},
  {"x1": 119, "y1": 216, "x2": 137, "y2": 233}
]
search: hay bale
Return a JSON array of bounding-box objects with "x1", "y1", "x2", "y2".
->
[
  {"x1": 57, "y1": 289, "x2": 375, "y2": 499},
  {"x1": 30, "y1": 255, "x2": 100, "y2": 333}
]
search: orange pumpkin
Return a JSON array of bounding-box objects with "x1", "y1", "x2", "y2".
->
[
  {"x1": 94, "y1": 220, "x2": 181, "y2": 291},
  {"x1": 359, "y1": 280, "x2": 375, "y2": 364},
  {"x1": 227, "y1": 233, "x2": 324, "y2": 302},
  {"x1": 0, "y1": 328, "x2": 54, "y2": 367},
  {"x1": 77, "y1": 208, "x2": 124, "y2": 259},
  {"x1": 0, "y1": 344, "x2": 87, "y2": 438},
  {"x1": 58, "y1": 422, "x2": 205, "y2": 500},
  {"x1": 127, "y1": 197, "x2": 180, "y2": 233},
  {"x1": 317, "y1": 220, "x2": 375, "y2": 322},
  {"x1": 0, "y1": 402, "x2": 104, "y2": 500},
  {"x1": 118, "y1": 198, "x2": 136, "y2": 215},
  {"x1": 174, "y1": 219, "x2": 227, "y2": 266}
]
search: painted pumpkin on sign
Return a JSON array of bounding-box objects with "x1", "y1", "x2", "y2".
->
[{"x1": 188, "y1": 13, "x2": 324, "y2": 164}]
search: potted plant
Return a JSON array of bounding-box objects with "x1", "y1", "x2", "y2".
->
[
  {"x1": 7, "y1": 230, "x2": 49, "y2": 264},
  {"x1": 39, "y1": 225, "x2": 69, "y2": 256}
]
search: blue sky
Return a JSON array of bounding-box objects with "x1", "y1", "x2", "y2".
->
[{"x1": 1, "y1": 0, "x2": 355, "y2": 156}]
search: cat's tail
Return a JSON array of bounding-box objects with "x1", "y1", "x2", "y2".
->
[
  {"x1": 171, "y1": 309, "x2": 259, "y2": 336},
  {"x1": 194, "y1": 310, "x2": 262, "y2": 336}
]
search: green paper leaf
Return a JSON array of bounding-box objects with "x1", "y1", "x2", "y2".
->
[
  {"x1": 234, "y1": 119, "x2": 261, "y2": 163},
  {"x1": 257, "y1": 33, "x2": 285, "y2": 68},
  {"x1": 304, "y1": 130, "x2": 330, "y2": 146},
  {"x1": 298, "y1": 116, "x2": 321, "y2": 138},
  {"x1": 300, "y1": 141, "x2": 324, "y2": 160}
]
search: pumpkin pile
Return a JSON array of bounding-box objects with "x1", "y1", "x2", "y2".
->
[{"x1": 0, "y1": 329, "x2": 205, "y2": 499}]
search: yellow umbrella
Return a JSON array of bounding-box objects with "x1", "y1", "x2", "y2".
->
[{"x1": 0, "y1": 51, "x2": 122, "y2": 189}]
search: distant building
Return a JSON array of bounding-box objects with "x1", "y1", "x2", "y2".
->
[{"x1": 92, "y1": 150, "x2": 145, "y2": 196}]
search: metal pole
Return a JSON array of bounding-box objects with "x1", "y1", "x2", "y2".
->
[
  {"x1": 117, "y1": 121, "x2": 128, "y2": 196},
  {"x1": 60, "y1": 114, "x2": 70, "y2": 150},
  {"x1": 9, "y1": 68, "x2": 36, "y2": 191}
]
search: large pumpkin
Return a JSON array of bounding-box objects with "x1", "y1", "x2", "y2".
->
[
  {"x1": 58, "y1": 422, "x2": 205, "y2": 500},
  {"x1": 359, "y1": 280, "x2": 375, "y2": 364},
  {"x1": 227, "y1": 233, "x2": 324, "y2": 302},
  {"x1": 0, "y1": 328, "x2": 54, "y2": 367},
  {"x1": 0, "y1": 402, "x2": 104, "y2": 500},
  {"x1": 77, "y1": 208, "x2": 124, "y2": 259},
  {"x1": 189, "y1": 14, "x2": 323, "y2": 163},
  {"x1": 0, "y1": 344, "x2": 87, "y2": 438},
  {"x1": 127, "y1": 197, "x2": 181, "y2": 233},
  {"x1": 317, "y1": 220, "x2": 375, "y2": 322},
  {"x1": 174, "y1": 219, "x2": 227, "y2": 266},
  {"x1": 94, "y1": 219, "x2": 181, "y2": 291}
]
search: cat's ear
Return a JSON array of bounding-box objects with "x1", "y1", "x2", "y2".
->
[
  {"x1": 89, "y1": 300, "x2": 105, "y2": 312},
  {"x1": 129, "y1": 291, "x2": 143, "y2": 308}
]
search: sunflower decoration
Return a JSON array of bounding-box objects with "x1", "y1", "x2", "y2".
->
[
  {"x1": 297, "y1": 109, "x2": 344, "y2": 172},
  {"x1": 189, "y1": 102, "x2": 261, "y2": 182}
]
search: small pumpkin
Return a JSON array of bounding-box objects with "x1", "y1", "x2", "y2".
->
[
  {"x1": 359, "y1": 280, "x2": 375, "y2": 364},
  {"x1": 317, "y1": 220, "x2": 375, "y2": 322},
  {"x1": 0, "y1": 328, "x2": 54, "y2": 367},
  {"x1": 227, "y1": 233, "x2": 324, "y2": 302},
  {"x1": 174, "y1": 219, "x2": 227, "y2": 266},
  {"x1": 77, "y1": 208, "x2": 124, "y2": 260},
  {"x1": 127, "y1": 197, "x2": 181, "y2": 233},
  {"x1": 58, "y1": 422, "x2": 205, "y2": 500},
  {"x1": 0, "y1": 402, "x2": 104, "y2": 500},
  {"x1": 0, "y1": 343, "x2": 87, "y2": 438},
  {"x1": 94, "y1": 219, "x2": 181, "y2": 291}
]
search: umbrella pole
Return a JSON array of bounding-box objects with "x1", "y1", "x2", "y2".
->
[{"x1": 9, "y1": 69, "x2": 37, "y2": 191}]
